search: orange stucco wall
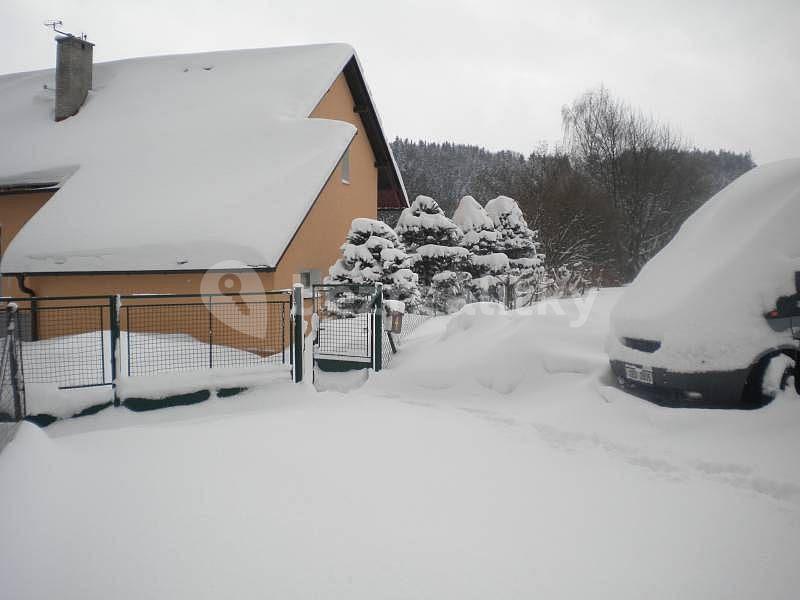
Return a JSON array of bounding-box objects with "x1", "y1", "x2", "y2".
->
[{"x1": 0, "y1": 190, "x2": 55, "y2": 296}]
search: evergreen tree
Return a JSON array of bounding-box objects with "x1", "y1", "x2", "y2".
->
[
  {"x1": 485, "y1": 196, "x2": 547, "y2": 305},
  {"x1": 396, "y1": 195, "x2": 471, "y2": 313},
  {"x1": 327, "y1": 218, "x2": 421, "y2": 315},
  {"x1": 452, "y1": 195, "x2": 508, "y2": 302}
]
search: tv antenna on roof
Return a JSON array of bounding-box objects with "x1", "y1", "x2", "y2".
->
[
  {"x1": 44, "y1": 20, "x2": 67, "y2": 35},
  {"x1": 44, "y1": 20, "x2": 86, "y2": 39}
]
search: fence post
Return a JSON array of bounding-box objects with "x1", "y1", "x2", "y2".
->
[
  {"x1": 6, "y1": 303, "x2": 25, "y2": 421},
  {"x1": 109, "y1": 295, "x2": 120, "y2": 406},
  {"x1": 208, "y1": 296, "x2": 214, "y2": 369},
  {"x1": 292, "y1": 284, "x2": 304, "y2": 383},
  {"x1": 373, "y1": 283, "x2": 383, "y2": 372}
]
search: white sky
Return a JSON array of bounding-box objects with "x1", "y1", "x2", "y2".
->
[{"x1": 2, "y1": 0, "x2": 798, "y2": 163}]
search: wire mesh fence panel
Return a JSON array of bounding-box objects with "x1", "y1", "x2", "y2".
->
[
  {"x1": 382, "y1": 330, "x2": 395, "y2": 367},
  {"x1": 381, "y1": 312, "x2": 433, "y2": 367},
  {"x1": 0, "y1": 302, "x2": 110, "y2": 389},
  {"x1": 0, "y1": 292, "x2": 294, "y2": 398},
  {"x1": 210, "y1": 299, "x2": 290, "y2": 369},
  {"x1": 313, "y1": 285, "x2": 377, "y2": 361},
  {"x1": 122, "y1": 294, "x2": 292, "y2": 377}
]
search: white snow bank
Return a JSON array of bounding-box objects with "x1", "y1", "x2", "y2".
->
[
  {"x1": 117, "y1": 364, "x2": 289, "y2": 400},
  {"x1": 0, "y1": 44, "x2": 358, "y2": 272},
  {"x1": 376, "y1": 291, "x2": 618, "y2": 396},
  {"x1": 610, "y1": 158, "x2": 800, "y2": 371}
]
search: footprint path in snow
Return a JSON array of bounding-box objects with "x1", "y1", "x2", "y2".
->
[{"x1": 391, "y1": 394, "x2": 800, "y2": 507}]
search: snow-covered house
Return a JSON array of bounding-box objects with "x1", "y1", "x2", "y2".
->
[{"x1": 0, "y1": 40, "x2": 407, "y2": 298}]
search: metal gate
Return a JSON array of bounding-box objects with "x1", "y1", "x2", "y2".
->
[{"x1": 312, "y1": 283, "x2": 381, "y2": 372}]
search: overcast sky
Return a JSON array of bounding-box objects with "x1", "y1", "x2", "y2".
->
[{"x1": 3, "y1": 0, "x2": 798, "y2": 163}]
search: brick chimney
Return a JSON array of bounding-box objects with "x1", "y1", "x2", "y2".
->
[{"x1": 55, "y1": 35, "x2": 94, "y2": 122}]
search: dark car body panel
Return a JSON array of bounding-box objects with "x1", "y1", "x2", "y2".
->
[{"x1": 610, "y1": 359, "x2": 750, "y2": 407}]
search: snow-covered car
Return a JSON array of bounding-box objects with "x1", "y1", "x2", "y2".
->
[{"x1": 608, "y1": 158, "x2": 800, "y2": 407}]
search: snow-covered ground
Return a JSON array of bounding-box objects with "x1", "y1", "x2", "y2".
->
[{"x1": 1, "y1": 289, "x2": 799, "y2": 599}]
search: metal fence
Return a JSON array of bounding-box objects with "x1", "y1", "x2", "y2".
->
[
  {"x1": 0, "y1": 305, "x2": 25, "y2": 421},
  {"x1": 0, "y1": 290, "x2": 297, "y2": 418},
  {"x1": 312, "y1": 283, "x2": 431, "y2": 372},
  {"x1": 121, "y1": 292, "x2": 292, "y2": 377},
  {"x1": 382, "y1": 312, "x2": 432, "y2": 367},
  {"x1": 0, "y1": 297, "x2": 111, "y2": 390}
]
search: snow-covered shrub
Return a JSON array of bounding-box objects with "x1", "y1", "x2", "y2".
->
[
  {"x1": 484, "y1": 195, "x2": 547, "y2": 306},
  {"x1": 427, "y1": 270, "x2": 471, "y2": 314},
  {"x1": 452, "y1": 195, "x2": 499, "y2": 256},
  {"x1": 485, "y1": 196, "x2": 539, "y2": 260},
  {"x1": 394, "y1": 195, "x2": 471, "y2": 314},
  {"x1": 327, "y1": 218, "x2": 421, "y2": 315},
  {"x1": 451, "y1": 195, "x2": 511, "y2": 304},
  {"x1": 467, "y1": 275, "x2": 504, "y2": 303},
  {"x1": 395, "y1": 195, "x2": 463, "y2": 252},
  {"x1": 552, "y1": 262, "x2": 590, "y2": 297}
]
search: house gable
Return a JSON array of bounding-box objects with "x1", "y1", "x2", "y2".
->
[{"x1": 273, "y1": 72, "x2": 378, "y2": 289}]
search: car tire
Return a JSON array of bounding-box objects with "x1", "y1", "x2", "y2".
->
[{"x1": 742, "y1": 351, "x2": 796, "y2": 408}]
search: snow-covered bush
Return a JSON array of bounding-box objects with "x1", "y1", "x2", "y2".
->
[
  {"x1": 427, "y1": 270, "x2": 472, "y2": 314},
  {"x1": 485, "y1": 196, "x2": 539, "y2": 260},
  {"x1": 395, "y1": 195, "x2": 463, "y2": 252},
  {"x1": 450, "y1": 195, "x2": 509, "y2": 304},
  {"x1": 327, "y1": 218, "x2": 421, "y2": 315},
  {"x1": 394, "y1": 195, "x2": 471, "y2": 314},
  {"x1": 467, "y1": 275, "x2": 504, "y2": 303},
  {"x1": 552, "y1": 262, "x2": 590, "y2": 297},
  {"x1": 452, "y1": 195, "x2": 499, "y2": 256},
  {"x1": 484, "y1": 195, "x2": 547, "y2": 305}
]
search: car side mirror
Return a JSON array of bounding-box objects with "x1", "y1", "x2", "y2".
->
[{"x1": 795, "y1": 271, "x2": 800, "y2": 294}]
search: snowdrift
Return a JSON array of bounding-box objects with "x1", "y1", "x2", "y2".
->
[{"x1": 372, "y1": 291, "x2": 617, "y2": 396}]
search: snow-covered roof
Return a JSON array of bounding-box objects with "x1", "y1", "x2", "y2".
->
[{"x1": 0, "y1": 43, "x2": 386, "y2": 273}]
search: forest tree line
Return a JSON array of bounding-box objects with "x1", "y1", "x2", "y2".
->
[{"x1": 391, "y1": 86, "x2": 755, "y2": 284}]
